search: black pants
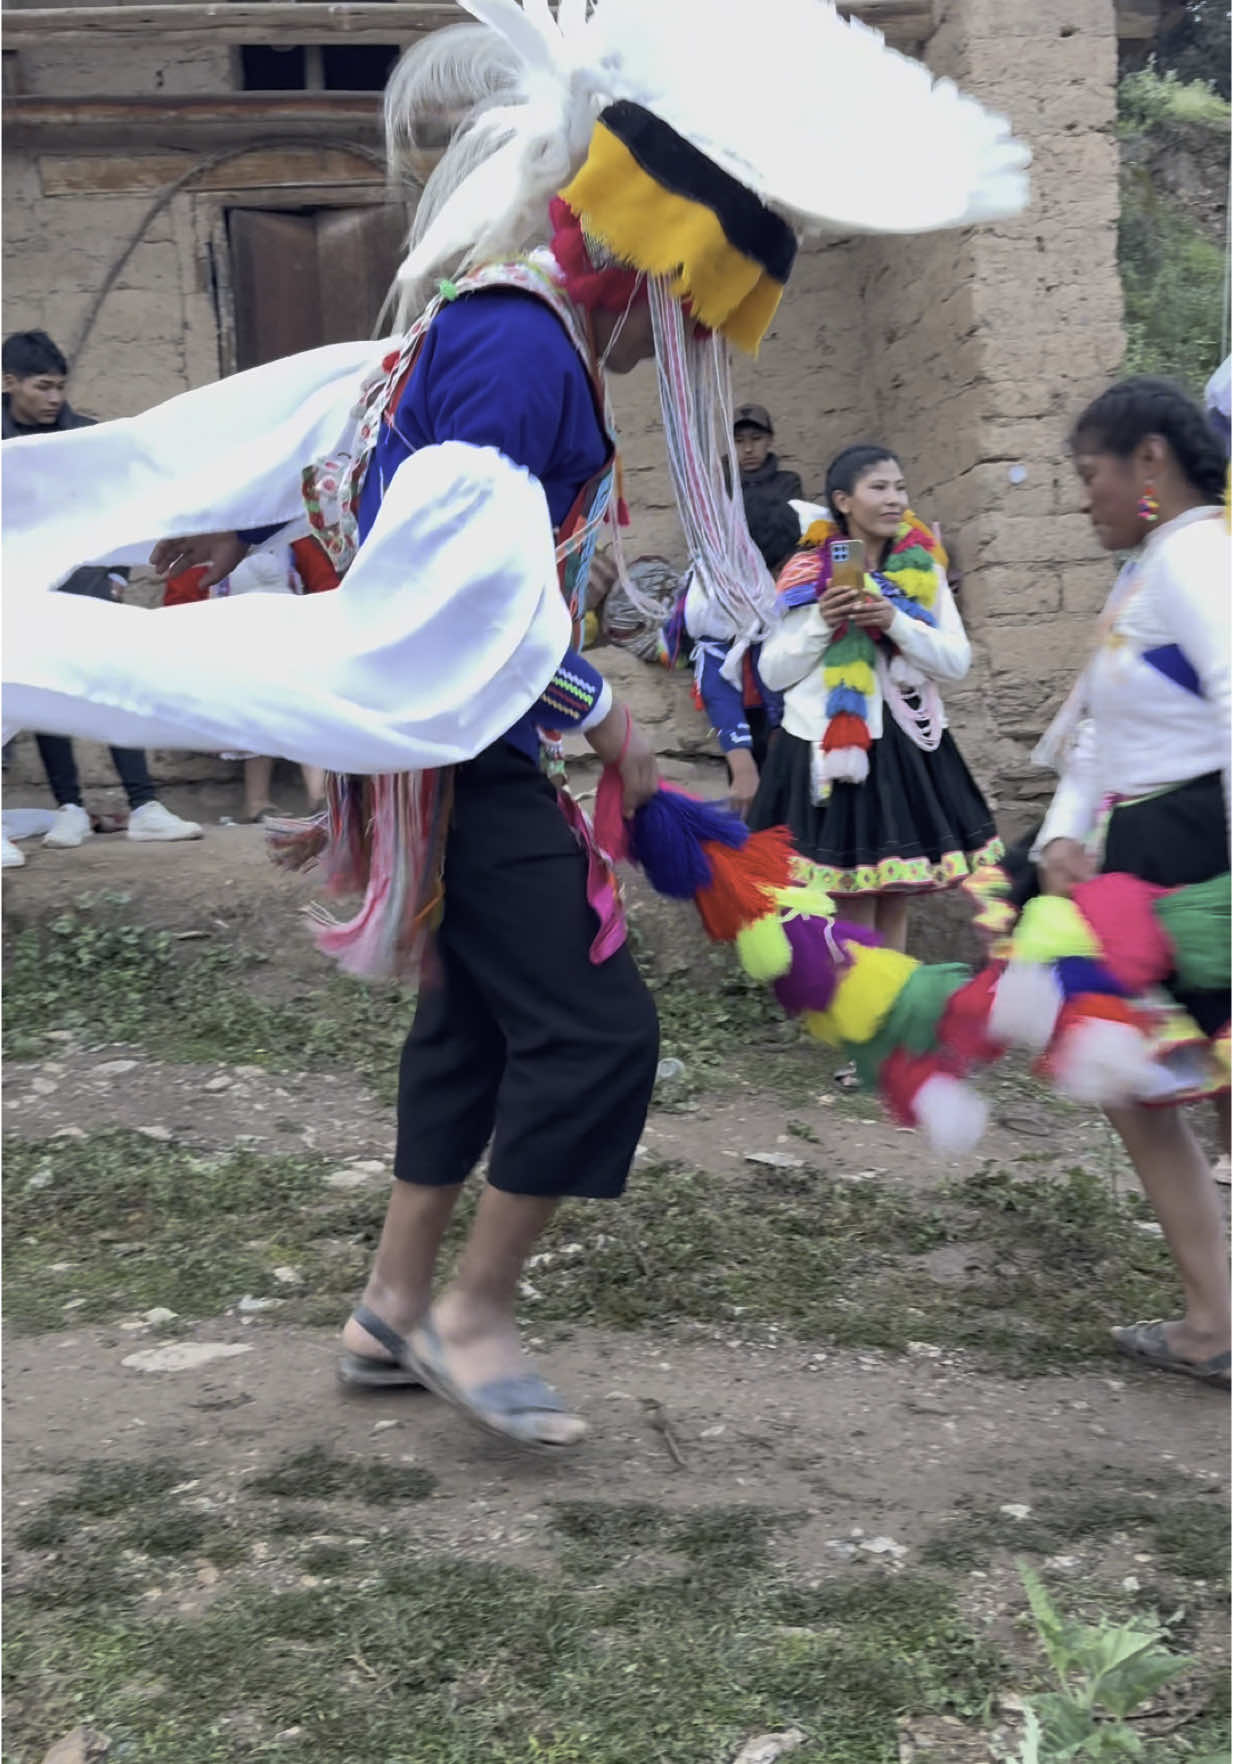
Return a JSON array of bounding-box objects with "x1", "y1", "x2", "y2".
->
[
  {"x1": 35, "y1": 569, "x2": 156, "y2": 813},
  {"x1": 36, "y1": 733, "x2": 156, "y2": 812},
  {"x1": 394, "y1": 742, "x2": 660, "y2": 1200}
]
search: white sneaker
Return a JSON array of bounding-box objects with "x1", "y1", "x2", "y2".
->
[
  {"x1": 127, "y1": 801, "x2": 203, "y2": 842},
  {"x1": 43, "y1": 803, "x2": 92, "y2": 848},
  {"x1": 2, "y1": 833, "x2": 25, "y2": 868}
]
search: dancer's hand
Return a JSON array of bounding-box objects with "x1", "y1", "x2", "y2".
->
[
  {"x1": 587, "y1": 701, "x2": 660, "y2": 814},
  {"x1": 1038, "y1": 837, "x2": 1094, "y2": 897},
  {"x1": 849, "y1": 594, "x2": 894, "y2": 633},
  {"x1": 818, "y1": 584, "x2": 858, "y2": 627},
  {"x1": 149, "y1": 531, "x2": 249, "y2": 589},
  {"x1": 727, "y1": 748, "x2": 759, "y2": 820}
]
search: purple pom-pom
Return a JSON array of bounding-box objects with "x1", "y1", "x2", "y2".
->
[
  {"x1": 773, "y1": 917, "x2": 882, "y2": 1015},
  {"x1": 627, "y1": 790, "x2": 748, "y2": 899}
]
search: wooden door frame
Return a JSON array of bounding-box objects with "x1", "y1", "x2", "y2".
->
[{"x1": 197, "y1": 183, "x2": 409, "y2": 377}]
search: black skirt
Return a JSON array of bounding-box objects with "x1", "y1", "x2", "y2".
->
[
  {"x1": 1102, "y1": 772, "x2": 1229, "y2": 1038},
  {"x1": 750, "y1": 718, "x2": 1001, "y2": 895},
  {"x1": 981, "y1": 773, "x2": 1228, "y2": 1043}
]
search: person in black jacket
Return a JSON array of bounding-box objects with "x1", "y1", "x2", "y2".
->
[
  {"x1": 734, "y1": 402, "x2": 804, "y2": 574},
  {"x1": 2, "y1": 331, "x2": 201, "y2": 857}
]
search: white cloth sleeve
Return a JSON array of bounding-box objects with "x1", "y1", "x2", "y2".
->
[
  {"x1": 1031, "y1": 716, "x2": 1102, "y2": 858},
  {"x1": 885, "y1": 571, "x2": 971, "y2": 683},
  {"x1": 3, "y1": 442, "x2": 571, "y2": 773},
  {"x1": 578, "y1": 681, "x2": 614, "y2": 731},
  {"x1": 1159, "y1": 540, "x2": 1232, "y2": 825},
  {"x1": 757, "y1": 603, "x2": 833, "y2": 692}
]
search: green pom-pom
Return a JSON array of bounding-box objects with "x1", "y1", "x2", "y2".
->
[
  {"x1": 737, "y1": 912, "x2": 793, "y2": 982},
  {"x1": 438, "y1": 279, "x2": 460, "y2": 302},
  {"x1": 1155, "y1": 872, "x2": 1231, "y2": 991},
  {"x1": 849, "y1": 962, "x2": 969, "y2": 1088}
]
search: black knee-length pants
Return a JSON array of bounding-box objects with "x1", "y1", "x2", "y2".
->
[{"x1": 394, "y1": 741, "x2": 660, "y2": 1199}]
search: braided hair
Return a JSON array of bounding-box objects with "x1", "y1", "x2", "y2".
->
[{"x1": 1071, "y1": 376, "x2": 1226, "y2": 504}]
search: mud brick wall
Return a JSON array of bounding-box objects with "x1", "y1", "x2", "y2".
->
[{"x1": 3, "y1": 3, "x2": 1126, "y2": 820}]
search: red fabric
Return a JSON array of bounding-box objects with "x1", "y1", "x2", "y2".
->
[
  {"x1": 163, "y1": 564, "x2": 211, "y2": 608},
  {"x1": 547, "y1": 198, "x2": 648, "y2": 314},
  {"x1": 291, "y1": 536, "x2": 341, "y2": 594},
  {"x1": 742, "y1": 649, "x2": 763, "y2": 711}
]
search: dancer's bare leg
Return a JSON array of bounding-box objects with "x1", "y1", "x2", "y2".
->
[
  {"x1": 301, "y1": 764, "x2": 326, "y2": 811},
  {"x1": 243, "y1": 754, "x2": 275, "y2": 819},
  {"x1": 875, "y1": 894, "x2": 909, "y2": 953},
  {"x1": 833, "y1": 893, "x2": 876, "y2": 930},
  {"x1": 430, "y1": 1190, "x2": 584, "y2": 1444},
  {"x1": 1107, "y1": 1101, "x2": 1231, "y2": 1362},
  {"x1": 340, "y1": 1181, "x2": 462, "y2": 1355}
]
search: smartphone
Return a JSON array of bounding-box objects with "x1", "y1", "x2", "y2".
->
[{"x1": 829, "y1": 537, "x2": 867, "y2": 592}]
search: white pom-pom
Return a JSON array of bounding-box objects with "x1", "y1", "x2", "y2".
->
[
  {"x1": 821, "y1": 750, "x2": 870, "y2": 785},
  {"x1": 989, "y1": 962, "x2": 1063, "y2": 1051},
  {"x1": 1053, "y1": 1018, "x2": 1159, "y2": 1107},
  {"x1": 911, "y1": 1073, "x2": 990, "y2": 1155}
]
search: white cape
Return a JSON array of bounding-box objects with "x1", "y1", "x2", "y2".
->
[{"x1": 2, "y1": 344, "x2": 571, "y2": 773}]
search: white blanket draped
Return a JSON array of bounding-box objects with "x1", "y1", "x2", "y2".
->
[{"x1": 2, "y1": 346, "x2": 572, "y2": 773}]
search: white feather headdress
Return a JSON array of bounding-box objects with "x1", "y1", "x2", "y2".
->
[{"x1": 388, "y1": 0, "x2": 1030, "y2": 327}]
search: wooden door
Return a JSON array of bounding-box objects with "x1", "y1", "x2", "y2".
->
[{"x1": 229, "y1": 205, "x2": 407, "y2": 370}]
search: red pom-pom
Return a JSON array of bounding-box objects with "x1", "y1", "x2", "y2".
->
[
  {"x1": 694, "y1": 827, "x2": 796, "y2": 942},
  {"x1": 821, "y1": 713, "x2": 872, "y2": 752},
  {"x1": 1071, "y1": 873, "x2": 1173, "y2": 992},
  {"x1": 937, "y1": 967, "x2": 1005, "y2": 1069}
]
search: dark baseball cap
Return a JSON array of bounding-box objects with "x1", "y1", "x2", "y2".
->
[{"x1": 734, "y1": 402, "x2": 773, "y2": 434}]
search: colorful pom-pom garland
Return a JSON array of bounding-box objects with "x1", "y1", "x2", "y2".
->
[{"x1": 593, "y1": 771, "x2": 1231, "y2": 1148}]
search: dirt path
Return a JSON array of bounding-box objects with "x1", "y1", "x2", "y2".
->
[{"x1": 4, "y1": 834, "x2": 1229, "y2": 1764}]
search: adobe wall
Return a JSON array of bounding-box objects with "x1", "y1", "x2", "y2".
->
[{"x1": 3, "y1": 3, "x2": 1126, "y2": 827}]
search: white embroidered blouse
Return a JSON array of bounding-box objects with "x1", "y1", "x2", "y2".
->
[{"x1": 1034, "y1": 506, "x2": 1230, "y2": 856}]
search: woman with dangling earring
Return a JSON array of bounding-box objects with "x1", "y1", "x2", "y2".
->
[{"x1": 1031, "y1": 376, "x2": 1230, "y2": 1390}]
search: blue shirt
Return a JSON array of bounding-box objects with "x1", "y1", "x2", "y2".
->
[{"x1": 246, "y1": 288, "x2": 611, "y2": 759}]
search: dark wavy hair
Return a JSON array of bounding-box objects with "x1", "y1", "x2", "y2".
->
[
  {"x1": 1070, "y1": 376, "x2": 1226, "y2": 503},
  {"x1": 824, "y1": 444, "x2": 902, "y2": 533}
]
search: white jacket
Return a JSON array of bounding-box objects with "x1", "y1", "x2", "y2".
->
[{"x1": 758, "y1": 568, "x2": 971, "y2": 744}]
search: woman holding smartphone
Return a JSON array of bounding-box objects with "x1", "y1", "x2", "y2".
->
[{"x1": 751, "y1": 444, "x2": 999, "y2": 954}]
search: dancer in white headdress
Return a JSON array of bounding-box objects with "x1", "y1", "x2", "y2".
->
[{"x1": 3, "y1": 0, "x2": 1028, "y2": 1449}]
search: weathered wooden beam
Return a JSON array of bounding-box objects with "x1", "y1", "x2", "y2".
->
[
  {"x1": 1, "y1": 0, "x2": 937, "y2": 52},
  {"x1": 1, "y1": 3, "x2": 456, "y2": 46},
  {"x1": 3, "y1": 92, "x2": 385, "y2": 149},
  {"x1": 39, "y1": 144, "x2": 384, "y2": 194}
]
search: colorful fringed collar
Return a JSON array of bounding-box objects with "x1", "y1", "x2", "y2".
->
[{"x1": 776, "y1": 514, "x2": 946, "y2": 798}]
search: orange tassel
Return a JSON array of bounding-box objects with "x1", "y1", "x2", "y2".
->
[
  {"x1": 821, "y1": 713, "x2": 872, "y2": 752},
  {"x1": 694, "y1": 827, "x2": 797, "y2": 942}
]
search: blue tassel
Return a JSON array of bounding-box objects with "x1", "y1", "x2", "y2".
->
[
  {"x1": 826, "y1": 684, "x2": 867, "y2": 718},
  {"x1": 1055, "y1": 955, "x2": 1128, "y2": 998},
  {"x1": 628, "y1": 791, "x2": 748, "y2": 898}
]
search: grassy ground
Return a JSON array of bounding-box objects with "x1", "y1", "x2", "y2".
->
[
  {"x1": 3, "y1": 1128, "x2": 1183, "y2": 1373},
  {"x1": 4, "y1": 906, "x2": 1229, "y2": 1763}
]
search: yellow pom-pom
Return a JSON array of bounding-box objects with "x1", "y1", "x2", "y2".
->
[
  {"x1": 811, "y1": 945, "x2": 919, "y2": 1046},
  {"x1": 737, "y1": 912, "x2": 793, "y2": 981},
  {"x1": 1012, "y1": 895, "x2": 1100, "y2": 965},
  {"x1": 802, "y1": 1009, "x2": 837, "y2": 1046},
  {"x1": 828, "y1": 660, "x2": 876, "y2": 695}
]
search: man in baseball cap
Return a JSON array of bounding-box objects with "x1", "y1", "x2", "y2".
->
[{"x1": 733, "y1": 404, "x2": 803, "y2": 576}]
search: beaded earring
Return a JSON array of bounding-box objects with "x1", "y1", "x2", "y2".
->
[{"x1": 1137, "y1": 481, "x2": 1160, "y2": 525}]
